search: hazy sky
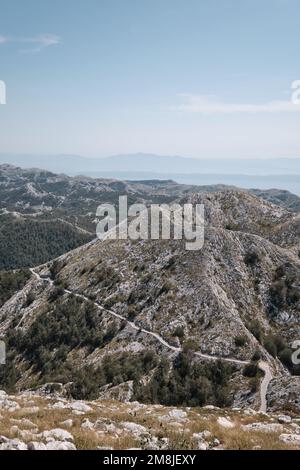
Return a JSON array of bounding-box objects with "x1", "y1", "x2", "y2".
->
[{"x1": 0, "y1": 0, "x2": 300, "y2": 159}]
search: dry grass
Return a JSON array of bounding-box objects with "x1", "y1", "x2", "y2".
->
[{"x1": 0, "y1": 394, "x2": 299, "y2": 450}]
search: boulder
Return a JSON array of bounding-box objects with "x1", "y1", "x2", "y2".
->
[
  {"x1": 0, "y1": 438, "x2": 27, "y2": 450},
  {"x1": 279, "y1": 433, "x2": 300, "y2": 444},
  {"x1": 60, "y1": 419, "x2": 73, "y2": 428},
  {"x1": 28, "y1": 441, "x2": 47, "y2": 450},
  {"x1": 81, "y1": 419, "x2": 94, "y2": 430},
  {"x1": 70, "y1": 401, "x2": 92, "y2": 413},
  {"x1": 277, "y1": 415, "x2": 292, "y2": 424},
  {"x1": 46, "y1": 441, "x2": 76, "y2": 450},
  {"x1": 267, "y1": 377, "x2": 300, "y2": 412},
  {"x1": 242, "y1": 423, "x2": 283, "y2": 433},
  {"x1": 121, "y1": 422, "x2": 148, "y2": 435},
  {"x1": 217, "y1": 416, "x2": 235, "y2": 429},
  {"x1": 168, "y1": 409, "x2": 188, "y2": 420},
  {"x1": 40, "y1": 428, "x2": 74, "y2": 442}
]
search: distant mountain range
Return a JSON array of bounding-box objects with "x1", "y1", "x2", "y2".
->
[
  {"x1": 1, "y1": 163, "x2": 300, "y2": 271},
  {"x1": 1, "y1": 153, "x2": 300, "y2": 195}
]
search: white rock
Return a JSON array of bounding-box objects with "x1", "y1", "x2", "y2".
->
[
  {"x1": 0, "y1": 398, "x2": 20, "y2": 412},
  {"x1": 198, "y1": 442, "x2": 208, "y2": 450},
  {"x1": 69, "y1": 402, "x2": 92, "y2": 413},
  {"x1": 60, "y1": 419, "x2": 73, "y2": 428},
  {"x1": 50, "y1": 400, "x2": 91, "y2": 413},
  {"x1": 193, "y1": 432, "x2": 210, "y2": 450},
  {"x1": 121, "y1": 422, "x2": 148, "y2": 434},
  {"x1": 168, "y1": 409, "x2": 188, "y2": 420},
  {"x1": 50, "y1": 401, "x2": 66, "y2": 409},
  {"x1": 28, "y1": 441, "x2": 47, "y2": 450},
  {"x1": 0, "y1": 438, "x2": 27, "y2": 450},
  {"x1": 81, "y1": 419, "x2": 94, "y2": 430},
  {"x1": 242, "y1": 423, "x2": 283, "y2": 433},
  {"x1": 46, "y1": 441, "x2": 76, "y2": 450},
  {"x1": 290, "y1": 423, "x2": 300, "y2": 433},
  {"x1": 279, "y1": 433, "x2": 300, "y2": 444},
  {"x1": 217, "y1": 417, "x2": 235, "y2": 429},
  {"x1": 277, "y1": 415, "x2": 292, "y2": 424},
  {"x1": 105, "y1": 423, "x2": 119, "y2": 433},
  {"x1": 40, "y1": 428, "x2": 74, "y2": 442},
  {"x1": 212, "y1": 438, "x2": 221, "y2": 447},
  {"x1": 193, "y1": 430, "x2": 211, "y2": 441}
]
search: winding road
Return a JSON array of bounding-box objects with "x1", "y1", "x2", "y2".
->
[
  {"x1": 258, "y1": 360, "x2": 273, "y2": 413},
  {"x1": 29, "y1": 267, "x2": 273, "y2": 411}
]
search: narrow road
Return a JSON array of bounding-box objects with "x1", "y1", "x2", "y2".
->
[
  {"x1": 29, "y1": 267, "x2": 272, "y2": 409},
  {"x1": 258, "y1": 360, "x2": 273, "y2": 413}
]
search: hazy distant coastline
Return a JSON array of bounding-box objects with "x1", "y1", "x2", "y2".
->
[{"x1": 1, "y1": 153, "x2": 300, "y2": 195}]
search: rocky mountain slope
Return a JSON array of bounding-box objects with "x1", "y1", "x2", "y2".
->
[
  {"x1": 0, "y1": 188, "x2": 299, "y2": 415},
  {"x1": 1, "y1": 163, "x2": 299, "y2": 270},
  {"x1": 250, "y1": 188, "x2": 300, "y2": 213},
  {"x1": 0, "y1": 164, "x2": 204, "y2": 269}
]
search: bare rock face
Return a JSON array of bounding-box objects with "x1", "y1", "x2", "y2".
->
[
  {"x1": 267, "y1": 377, "x2": 300, "y2": 413},
  {"x1": 29, "y1": 383, "x2": 69, "y2": 398},
  {"x1": 98, "y1": 381, "x2": 134, "y2": 402}
]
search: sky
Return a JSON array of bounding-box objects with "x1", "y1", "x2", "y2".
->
[{"x1": 0, "y1": 0, "x2": 300, "y2": 159}]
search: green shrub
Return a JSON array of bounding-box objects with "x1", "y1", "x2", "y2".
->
[
  {"x1": 24, "y1": 292, "x2": 35, "y2": 307},
  {"x1": 244, "y1": 251, "x2": 260, "y2": 266},
  {"x1": 173, "y1": 326, "x2": 185, "y2": 339},
  {"x1": 264, "y1": 336, "x2": 277, "y2": 357},
  {"x1": 278, "y1": 348, "x2": 293, "y2": 368},
  {"x1": 234, "y1": 335, "x2": 248, "y2": 347},
  {"x1": 243, "y1": 362, "x2": 259, "y2": 378},
  {"x1": 134, "y1": 355, "x2": 233, "y2": 408},
  {"x1": 248, "y1": 320, "x2": 263, "y2": 343},
  {"x1": 251, "y1": 349, "x2": 261, "y2": 361},
  {"x1": 0, "y1": 268, "x2": 30, "y2": 307}
]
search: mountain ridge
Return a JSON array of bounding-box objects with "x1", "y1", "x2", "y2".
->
[{"x1": 1, "y1": 186, "x2": 299, "y2": 412}]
